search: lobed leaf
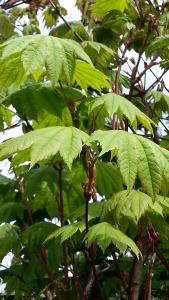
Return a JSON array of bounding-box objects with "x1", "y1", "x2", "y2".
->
[
  {"x1": 85, "y1": 222, "x2": 140, "y2": 257},
  {"x1": 89, "y1": 93, "x2": 155, "y2": 132},
  {"x1": 0, "y1": 35, "x2": 92, "y2": 88},
  {"x1": 88, "y1": 130, "x2": 167, "y2": 197},
  {"x1": 0, "y1": 126, "x2": 89, "y2": 169}
]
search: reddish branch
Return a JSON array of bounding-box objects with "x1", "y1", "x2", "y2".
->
[
  {"x1": 143, "y1": 253, "x2": 156, "y2": 300},
  {"x1": 110, "y1": 246, "x2": 128, "y2": 292},
  {"x1": 57, "y1": 163, "x2": 71, "y2": 293}
]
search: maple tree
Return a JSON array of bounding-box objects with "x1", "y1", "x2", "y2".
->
[{"x1": 0, "y1": 0, "x2": 169, "y2": 299}]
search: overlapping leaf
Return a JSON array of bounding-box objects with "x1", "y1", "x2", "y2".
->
[
  {"x1": 0, "y1": 34, "x2": 92, "y2": 88},
  {"x1": 103, "y1": 190, "x2": 153, "y2": 222},
  {"x1": 89, "y1": 93, "x2": 155, "y2": 132},
  {"x1": 0, "y1": 126, "x2": 89, "y2": 169},
  {"x1": 82, "y1": 41, "x2": 115, "y2": 71},
  {"x1": 4, "y1": 84, "x2": 85, "y2": 122},
  {"x1": 89, "y1": 130, "x2": 169, "y2": 197},
  {"x1": 85, "y1": 222, "x2": 140, "y2": 256}
]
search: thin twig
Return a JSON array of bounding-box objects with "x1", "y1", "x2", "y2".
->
[{"x1": 49, "y1": 0, "x2": 83, "y2": 43}]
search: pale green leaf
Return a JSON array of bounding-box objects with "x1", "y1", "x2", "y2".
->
[
  {"x1": 103, "y1": 190, "x2": 153, "y2": 222},
  {"x1": 0, "y1": 126, "x2": 89, "y2": 169},
  {"x1": 89, "y1": 93, "x2": 155, "y2": 132},
  {"x1": 73, "y1": 60, "x2": 111, "y2": 91},
  {"x1": 85, "y1": 222, "x2": 140, "y2": 257},
  {"x1": 89, "y1": 130, "x2": 164, "y2": 197},
  {"x1": 91, "y1": 0, "x2": 128, "y2": 18},
  {"x1": 45, "y1": 221, "x2": 85, "y2": 244},
  {"x1": 0, "y1": 35, "x2": 92, "y2": 88}
]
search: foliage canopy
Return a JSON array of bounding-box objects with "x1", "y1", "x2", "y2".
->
[{"x1": 0, "y1": 0, "x2": 169, "y2": 299}]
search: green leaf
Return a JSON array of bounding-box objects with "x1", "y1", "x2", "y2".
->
[
  {"x1": 91, "y1": 0, "x2": 128, "y2": 18},
  {"x1": 72, "y1": 201, "x2": 104, "y2": 221},
  {"x1": 74, "y1": 60, "x2": 111, "y2": 91},
  {"x1": 5, "y1": 84, "x2": 66, "y2": 121},
  {"x1": 62, "y1": 163, "x2": 86, "y2": 219},
  {"x1": 45, "y1": 221, "x2": 85, "y2": 244},
  {"x1": 43, "y1": 7, "x2": 59, "y2": 29},
  {"x1": 151, "y1": 91, "x2": 169, "y2": 113},
  {"x1": 147, "y1": 35, "x2": 169, "y2": 56},
  {"x1": 89, "y1": 130, "x2": 164, "y2": 197},
  {"x1": 103, "y1": 190, "x2": 153, "y2": 222},
  {"x1": 0, "y1": 52, "x2": 25, "y2": 90},
  {"x1": 89, "y1": 93, "x2": 155, "y2": 132},
  {"x1": 0, "y1": 126, "x2": 89, "y2": 169},
  {"x1": 82, "y1": 41, "x2": 114, "y2": 71},
  {"x1": 0, "y1": 224, "x2": 21, "y2": 261},
  {"x1": 0, "y1": 13, "x2": 14, "y2": 40},
  {"x1": 5, "y1": 84, "x2": 85, "y2": 127},
  {"x1": 85, "y1": 222, "x2": 140, "y2": 257},
  {"x1": 0, "y1": 202, "x2": 24, "y2": 223},
  {"x1": 0, "y1": 35, "x2": 92, "y2": 88},
  {"x1": 25, "y1": 166, "x2": 57, "y2": 197},
  {"x1": 23, "y1": 222, "x2": 57, "y2": 250},
  {"x1": 0, "y1": 106, "x2": 12, "y2": 128},
  {"x1": 96, "y1": 161, "x2": 123, "y2": 198},
  {"x1": 50, "y1": 21, "x2": 89, "y2": 41}
]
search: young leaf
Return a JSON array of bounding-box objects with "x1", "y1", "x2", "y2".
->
[
  {"x1": 0, "y1": 35, "x2": 92, "y2": 88},
  {"x1": 89, "y1": 93, "x2": 155, "y2": 132},
  {"x1": 89, "y1": 130, "x2": 165, "y2": 197},
  {"x1": 0, "y1": 126, "x2": 89, "y2": 169},
  {"x1": 85, "y1": 222, "x2": 140, "y2": 257},
  {"x1": 103, "y1": 190, "x2": 153, "y2": 223},
  {"x1": 45, "y1": 221, "x2": 85, "y2": 244}
]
